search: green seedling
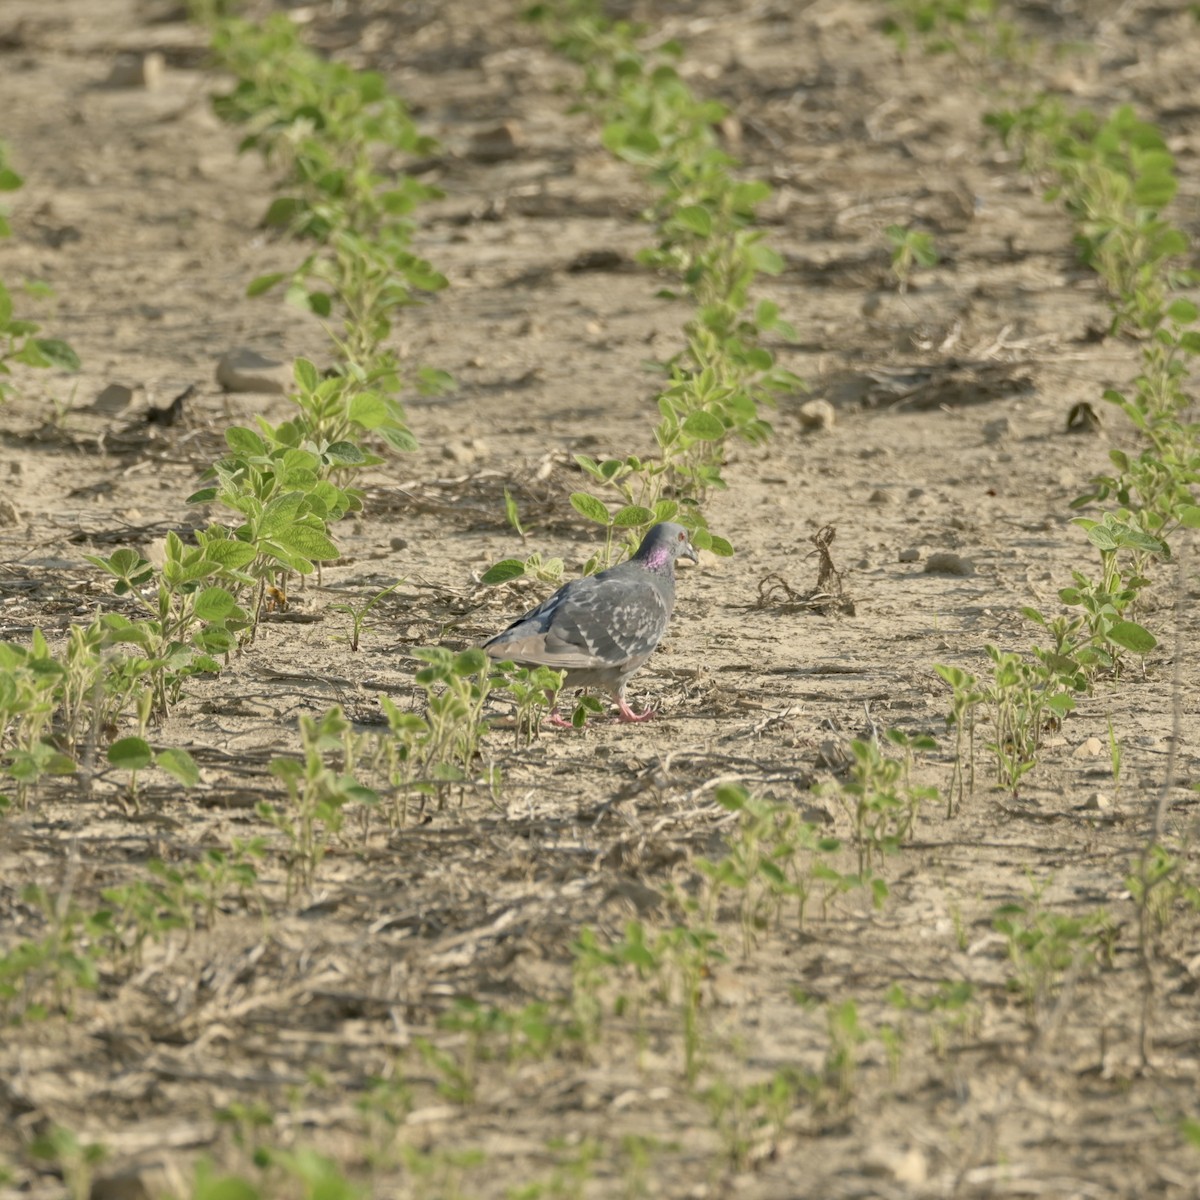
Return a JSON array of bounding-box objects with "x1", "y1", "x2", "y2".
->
[
  {"x1": 30, "y1": 1126, "x2": 107, "y2": 1200},
  {"x1": 489, "y1": 661, "x2": 566, "y2": 746},
  {"x1": 825, "y1": 999, "x2": 865, "y2": 1105},
  {"x1": 329, "y1": 578, "x2": 403, "y2": 651},
  {"x1": 885, "y1": 223, "x2": 939, "y2": 292},
  {"x1": 704, "y1": 1067, "x2": 810, "y2": 1171},
  {"x1": 933, "y1": 664, "x2": 986, "y2": 814},
  {"x1": 0, "y1": 142, "x2": 80, "y2": 402},
  {"x1": 983, "y1": 645, "x2": 1076, "y2": 796},
  {"x1": 695, "y1": 783, "x2": 845, "y2": 951},
  {"x1": 832, "y1": 731, "x2": 935, "y2": 875},
  {"x1": 0, "y1": 884, "x2": 108, "y2": 1022},
  {"x1": 259, "y1": 707, "x2": 379, "y2": 896},
  {"x1": 993, "y1": 878, "x2": 1115, "y2": 1029},
  {"x1": 105, "y1": 735, "x2": 198, "y2": 812}
]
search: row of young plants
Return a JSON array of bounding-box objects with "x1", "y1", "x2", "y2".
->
[
  {"x1": 1, "y1": 7, "x2": 467, "y2": 956},
  {"x1": 887, "y1": 0, "x2": 1200, "y2": 1074},
  {"x1": 485, "y1": 0, "x2": 802, "y2": 583},
  {"x1": 877, "y1": 0, "x2": 1200, "y2": 800}
]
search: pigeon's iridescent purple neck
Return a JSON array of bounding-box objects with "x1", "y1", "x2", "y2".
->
[{"x1": 640, "y1": 544, "x2": 673, "y2": 571}]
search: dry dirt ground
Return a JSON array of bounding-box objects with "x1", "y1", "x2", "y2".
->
[{"x1": 2, "y1": 0, "x2": 1200, "y2": 1197}]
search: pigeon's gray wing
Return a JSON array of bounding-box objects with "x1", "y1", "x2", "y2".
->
[{"x1": 484, "y1": 569, "x2": 672, "y2": 672}]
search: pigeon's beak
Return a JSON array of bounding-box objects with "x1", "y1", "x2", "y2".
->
[{"x1": 683, "y1": 539, "x2": 700, "y2": 565}]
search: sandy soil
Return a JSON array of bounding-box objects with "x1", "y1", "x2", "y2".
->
[{"x1": 1, "y1": 0, "x2": 1199, "y2": 1197}]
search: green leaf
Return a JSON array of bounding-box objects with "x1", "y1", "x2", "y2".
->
[
  {"x1": 1132, "y1": 171, "x2": 1177, "y2": 208},
  {"x1": 682, "y1": 410, "x2": 726, "y2": 440},
  {"x1": 707, "y1": 535, "x2": 734, "y2": 557},
  {"x1": 0, "y1": 281, "x2": 11, "y2": 326},
  {"x1": 570, "y1": 492, "x2": 610, "y2": 524},
  {"x1": 273, "y1": 523, "x2": 340, "y2": 561},
  {"x1": 247, "y1": 272, "x2": 286, "y2": 297},
  {"x1": 32, "y1": 339, "x2": 79, "y2": 370},
  {"x1": 755, "y1": 299, "x2": 780, "y2": 329},
  {"x1": 306, "y1": 291, "x2": 333, "y2": 317},
  {"x1": 1178, "y1": 505, "x2": 1200, "y2": 529},
  {"x1": 108, "y1": 737, "x2": 153, "y2": 772},
  {"x1": 747, "y1": 243, "x2": 785, "y2": 275},
  {"x1": 1106, "y1": 620, "x2": 1156, "y2": 655},
  {"x1": 731, "y1": 180, "x2": 772, "y2": 212},
  {"x1": 323, "y1": 441, "x2": 367, "y2": 466},
  {"x1": 0, "y1": 166, "x2": 23, "y2": 191},
  {"x1": 259, "y1": 492, "x2": 306, "y2": 537},
  {"x1": 348, "y1": 392, "x2": 389, "y2": 429},
  {"x1": 481, "y1": 559, "x2": 526, "y2": 585},
  {"x1": 155, "y1": 748, "x2": 199, "y2": 788},
  {"x1": 194, "y1": 586, "x2": 238, "y2": 621},
  {"x1": 453, "y1": 649, "x2": 488, "y2": 676},
  {"x1": 203, "y1": 538, "x2": 257, "y2": 569},
  {"x1": 225, "y1": 426, "x2": 266, "y2": 457},
  {"x1": 378, "y1": 424, "x2": 418, "y2": 452},
  {"x1": 293, "y1": 358, "x2": 319, "y2": 393},
  {"x1": 612, "y1": 505, "x2": 655, "y2": 528},
  {"x1": 674, "y1": 205, "x2": 713, "y2": 236},
  {"x1": 262, "y1": 196, "x2": 307, "y2": 228},
  {"x1": 1166, "y1": 298, "x2": 1198, "y2": 324}
]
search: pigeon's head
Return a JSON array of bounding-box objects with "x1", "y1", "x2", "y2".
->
[{"x1": 635, "y1": 522, "x2": 700, "y2": 571}]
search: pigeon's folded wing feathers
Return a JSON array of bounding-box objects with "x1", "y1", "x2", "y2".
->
[{"x1": 486, "y1": 574, "x2": 668, "y2": 671}]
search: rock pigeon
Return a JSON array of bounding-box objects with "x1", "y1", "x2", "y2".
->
[{"x1": 484, "y1": 522, "x2": 699, "y2": 726}]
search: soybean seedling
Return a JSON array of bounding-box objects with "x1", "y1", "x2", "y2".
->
[{"x1": 328, "y1": 578, "x2": 404, "y2": 651}]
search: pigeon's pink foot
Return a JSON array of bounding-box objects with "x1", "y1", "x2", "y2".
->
[
  {"x1": 546, "y1": 711, "x2": 575, "y2": 730},
  {"x1": 615, "y1": 698, "x2": 655, "y2": 723}
]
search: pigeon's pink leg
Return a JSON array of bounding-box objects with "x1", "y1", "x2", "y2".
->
[
  {"x1": 546, "y1": 711, "x2": 575, "y2": 729},
  {"x1": 615, "y1": 696, "x2": 655, "y2": 723}
]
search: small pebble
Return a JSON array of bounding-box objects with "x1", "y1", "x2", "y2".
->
[
  {"x1": 389, "y1": 536, "x2": 408, "y2": 551},
  {"x1": 92, "y1": 382, "x2": 136, "y2": 414},
  {"x1": 797, "y1": 398, "x2": 835, "y2": 432},
  {"x1": 443, "y1": 437, "x2": 489, "y2": 465},
  {"x1": 1073, "y1": 736, "x2": 1104, "y2": 759},
  {"x1": 216, "y1": 347, "x2": 293, "y2": 395},
  {"x1": 107, "y1": 50, "x2": 165, "y2": 90},
  {"x1": 924, "y1": 552, "x2": 974, "y2": 576},
  {"x1": 982, "y1": 416, "x2": 1012, "y2": 444},
  {"x1": 868, "y1": 488, "x2": 892, "y2": 505},
  {"x1": 467, "y1": 121, "x2": 523, "y2": 162},
  {"x1": 1082, "y1": 791, "x2": 1112, "y2": 811},
  {"x1": 898, "y1": 547, "x2": 920, "y2": 563}
]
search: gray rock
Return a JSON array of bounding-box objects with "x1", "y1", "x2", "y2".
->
[
  {"x1": 216, "y1": 348, "x2": 293, "y2": 395},
  {"x1": 92, "y1": 383, "x2": 137, "y2": 414},
  {"x1": 484, "y1": 522, "x2": 698, "y2": 724},
  {"x1": 898, "y1": 546, "x2": 920, "y2": 563}
]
